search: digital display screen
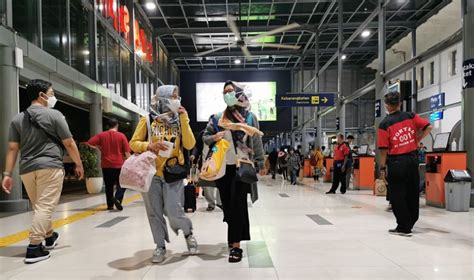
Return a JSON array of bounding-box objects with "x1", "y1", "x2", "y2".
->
[
  {"x1": 358, "y1": 145, "x2": 368, "y2": 155},
  {"x1": 196, "y1": 82, "x2": 277, "y2": 122}
]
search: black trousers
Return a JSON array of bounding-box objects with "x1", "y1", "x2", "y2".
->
[
  {"x1": 387, "y1": 153, "x2": 419, "y2": 232},
  {"x1": 329, "y1": 160, "x2": 347, "y2": 193},
  {"x1": 217, "y1": 165, "x2": 251, "y2": 244},
  {"x1": 270, "y1": 163, "x2": 277, "y2": 179},
  {"x1": 102, "y1": 168, "x2": 126, "y2": 208}
]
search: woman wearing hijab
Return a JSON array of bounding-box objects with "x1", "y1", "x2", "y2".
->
[
  {"x1": 129, "y1": 85, "x2": 197, "y2": 263},
  {"x1": 203, "y1": 81, "x2": 265, "y2": 263}
]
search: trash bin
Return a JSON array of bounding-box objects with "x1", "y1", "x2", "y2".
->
[{"x1": 444, "y1": 170, "x2": 472, "y2": 212}]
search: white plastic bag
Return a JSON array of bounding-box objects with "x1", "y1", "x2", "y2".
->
[{"x1": 119, "y1": 151, "x2": 157, "y2": 192}]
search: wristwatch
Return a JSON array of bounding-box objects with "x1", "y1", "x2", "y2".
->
[{"x1": 2, "y1": 171, "x2": 12, "y2": 178}]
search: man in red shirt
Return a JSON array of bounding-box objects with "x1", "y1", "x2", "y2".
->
[
  {"x1": 88, "y1": 118, "x2": 131, "y2": 211},
  {"x1": 378, "y1": 91, "x2": 432, "y2": 237},
  {"x1": 326, "y1": 134, "x2": 350, "y2": 194}
]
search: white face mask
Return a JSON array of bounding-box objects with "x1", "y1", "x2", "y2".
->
[
  {"x1": 41, "y1": 94, "x2": 57, "y2": 108},
  {"x1": 167, "y1": 99, "x2": 181, "y2": 113}
]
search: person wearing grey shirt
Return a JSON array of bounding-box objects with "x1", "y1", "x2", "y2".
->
[{"x1": 1, "y1": 79, "x2": 84, "y2": 264}]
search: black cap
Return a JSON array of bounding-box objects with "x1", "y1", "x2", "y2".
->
[{"x1": 384, "y1": 91, "x2": 401, "y2": 106}]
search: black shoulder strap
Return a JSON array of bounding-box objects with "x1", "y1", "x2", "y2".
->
[{"x1": 23, "y1": 110, "x2": 65, "y2": 150}]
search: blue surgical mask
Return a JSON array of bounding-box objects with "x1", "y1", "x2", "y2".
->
[{"x1": 224, "y1": 91, "x2": 238, "y2": 107}]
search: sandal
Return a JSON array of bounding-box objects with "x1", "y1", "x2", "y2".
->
[{"x1": 229, "y1": 248, "x2": 243, "y2": 263}]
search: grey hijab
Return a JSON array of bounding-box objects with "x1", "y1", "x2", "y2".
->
[{"x1": 150, "y1": 85, "x2": 180, "y2": 128}]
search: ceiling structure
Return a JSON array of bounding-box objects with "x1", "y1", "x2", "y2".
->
[{"x1": 140, "y1": 0, "x2": 452, "y2": 71}]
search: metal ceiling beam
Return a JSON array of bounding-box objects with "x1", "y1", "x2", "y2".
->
[
  {"x1": 169, "y1": 46, "x2": 377, "y2": 59},
  {"x1": 157, "y1": 24, "x2": 316, "y2": 35},
  {"x1": 303, "y1": 0, "x2": 391, "y2": 91}
]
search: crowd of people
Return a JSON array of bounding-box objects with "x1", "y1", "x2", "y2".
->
[{"x1": 1, "y1": 78, "x2": 430, "y2": 265}]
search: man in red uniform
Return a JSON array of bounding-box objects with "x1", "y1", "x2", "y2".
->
[
  {"x1": 88, "y1": 118, "x2": 131, "y2": 211},
  {"x1": 326, "y1": 134, "x2": 350, "y2": 194},
  {"x1": 378, "y1": 91, "x2": 432, "y2": 236}
]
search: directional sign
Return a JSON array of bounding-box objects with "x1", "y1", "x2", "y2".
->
[
  {"x1": 430, "y1": 111, "x2": 444, "y2": 122},
  {"x1": 430, "y1": 92, "x2": 445, "y2": 110},
  {"x1": 463, "y1": 59, "x2": 474, "y2": 89},
  {"x1": 276, "y1": 93, "x2": 335, "y2": 107}
]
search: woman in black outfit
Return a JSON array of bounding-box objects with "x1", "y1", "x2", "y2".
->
[{"x1": 203, "y1": 81, "x2": 265, "y2": 263}]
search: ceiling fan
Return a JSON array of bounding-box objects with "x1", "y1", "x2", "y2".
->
[{"x1": 174, "y1": 1, "x2": 301, "y2": 61}]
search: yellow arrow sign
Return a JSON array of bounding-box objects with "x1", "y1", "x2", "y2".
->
[{"x1": 322, "y1": 97, "x2": 328, "y2": 103}]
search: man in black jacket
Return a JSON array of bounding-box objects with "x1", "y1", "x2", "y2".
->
[{"x1": 268, "y1": 148, "x2": 278, "y2": 179}]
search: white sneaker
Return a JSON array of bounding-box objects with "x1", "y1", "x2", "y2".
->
[
  {"x1": 152, "y1": 247, "x2": 166, "y2": 263},
  {"x1": 185, "y1": 234, "x2": 198, "y2": 254}
]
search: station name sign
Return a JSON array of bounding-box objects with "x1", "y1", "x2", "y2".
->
[{"x1": 98, "y1": 0, "x2": 153, "y2": 63}]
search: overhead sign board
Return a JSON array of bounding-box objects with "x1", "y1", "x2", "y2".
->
[
  {"x1": 276, "y1": 93, "x2": 335, "y2": 107},
  {"x1": 430, "y1": 92, "x2": 445, "y2": 110},
  {"x1": 463, "y1": 59, "x2": 474, "y2": 89},
  {"x1": 430, "y1": 111, "x2": 444, "y2": 122}
]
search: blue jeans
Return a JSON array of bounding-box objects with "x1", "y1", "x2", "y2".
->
[{"x1": 290, "y1": 168, "x2": 298, "y2": 184}]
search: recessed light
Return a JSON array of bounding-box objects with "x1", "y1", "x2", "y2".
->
[
  {"x1": 82, "y1": 50, "x2": 90, "y2": 55},
  {"x1": 145, "y1": 2, "x2": 156, "y2": 10},
  {"x1": 341, "y1": 54, "x2": 347, "y2": 60},
  {"x1": 234, "y1": 59, "x2": 242, "y2": 64},
  {"x1": 361, "y1": 30, "x2": 371, "y2": 38}
]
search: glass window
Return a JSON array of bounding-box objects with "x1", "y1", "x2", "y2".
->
[
  {"x1": 119, "y1": 0, "x2": 131, "y2": 45},
  {"x1": 120, "y1": 47, "x2": 131, "y2": 100},
  {"x1": 70, "y1": 1, "x2": 91, "y2": 77},
  {"x1": 12, "y1": 0, "x2": 40, "y2": 44},
  {"x1": 136, "y1": 68, "x2": 143, "y2": 108},
  {"x1": 107, "y1": 35, "x2": 120, "y2": 95},
  {"x1": 97, "y1": 24, "x2": 107, "y2": 87},
  {"x1": 430, "y1": 61, "x2": 435, "y2": 85},
  {"x1": 42, "y1": 0, "x2": 68, "y2": 63},
  {"x1": 419, "y1": 67, "x2": 424, "y2": 89},
  {"x1": 451, "y1": 50, "x2": 457, "y2": 76},
  {"x1": 11, "y1": 0, "x2": 39, "y2": 45}
]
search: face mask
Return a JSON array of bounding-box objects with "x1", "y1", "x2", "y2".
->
[
  {"x1": 167, "y1": 99, "x2": 181, "y2": 113},
  {"x1": 224, "y1": 91, "x2": 239, "y2": 107},
  {"x1": 42, "y1": 94, "x2": 57, "y2": 108}
]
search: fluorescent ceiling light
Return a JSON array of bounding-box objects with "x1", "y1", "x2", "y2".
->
[
  {"x1": 341, "y1": 54, "x2": 347, "y2": 60},
  {"x1": 234, "y1": 59, "x2": 242, "y2": 64},
  {"x1": 82, "y1": 50, "x2": 90, "y2": 56},
  {"x1": 145, "y1": 2, "x2": 156, "y2": 10},
  {"x1": 361, "y1": 30, "x2": 371, "y2": 38}
]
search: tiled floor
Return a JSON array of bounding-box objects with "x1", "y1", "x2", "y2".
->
[{"x1": 0, "y1": 176, "x2": 473, "y2": 279}]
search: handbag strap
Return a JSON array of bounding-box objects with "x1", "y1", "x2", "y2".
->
[{"x1": 23, "y1": 110, "x2": 65, "y2": 151}]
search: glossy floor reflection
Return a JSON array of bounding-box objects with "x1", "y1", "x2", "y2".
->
[{"x1": 0, "y1": 176, "x2": 473, "y2": 279}]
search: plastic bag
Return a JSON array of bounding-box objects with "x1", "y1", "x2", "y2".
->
[
  {"x1": 199, "y1": 139, "x2": 230, "y2": 181},
  {"x1": 119, "y1": 151, "x2": 157, "y2": 192}
]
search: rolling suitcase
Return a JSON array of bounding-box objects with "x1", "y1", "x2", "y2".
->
[{"x1": 184, "y1": 184, "x2": 197, "y2": 213}]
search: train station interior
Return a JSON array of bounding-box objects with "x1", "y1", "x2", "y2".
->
[{"x1": 0, "y1": 0, "x2": 473, "y2": 279}]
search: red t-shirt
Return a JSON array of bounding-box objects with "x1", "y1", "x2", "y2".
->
[
  {"x1": 378, "y1": 111, "x2": 430, "y2": 155},
  {"x1": 87, "y1": 130, "x2": 130, "y2": 168},
  {"x1": 334, "y1": 143, "x2": 349, "y2": 161}
]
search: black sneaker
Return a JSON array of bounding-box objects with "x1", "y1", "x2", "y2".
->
[
  {"x1": 206, "y1": 205, "x2": 215, "y2": 211},
  {"x1": 44, "y1": 232, "x2": 60, "y2": 250},
  {"x1": 24, "y1": 244, "x2": 50, "y2": 264},
  {"x1": 388, "y1": 228, "x2": 412, "y2": 237},
  {"x1": 326, "y1": 191, "x2": 336, "y2": 194},
  {"x1": 113, "y1": 198, "x2": 123, "y2": 211}
]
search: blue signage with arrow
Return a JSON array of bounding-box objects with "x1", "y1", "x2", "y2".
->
[
  {"x1": 276, "y1": 93, "x2": 335, "y2": 107},
  {"x1": 430, "y1": 111, "x2": 444, "y2": 122},
  {"x1": 430, "y1": 92, "x2": 445, "y2": 110}
]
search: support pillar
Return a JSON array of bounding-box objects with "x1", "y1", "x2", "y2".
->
[
  {"x1": 411, "y1": 29, "x2": 417, "y2": 112},
  {"x1": 90, "y1": 93, "x2": 103, "y2": 136},
  {"x1": 0, "y1": 46, "x2": 29, "y2": 212},
  {"x1": 462, "y1": 0, "x2": 474, "y2": 173},
  {"x1": 336, "y1": 0, "x2": 345, "y2": 135},
  {"x1": 375, "y1": 0, "x2": 387, "y2": 178},
  {"x1": 314, "y1": 31, "x2": 322, "y2": 148}
]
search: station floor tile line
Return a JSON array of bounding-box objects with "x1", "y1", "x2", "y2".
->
[
  {"x1": 96, "y1": 216, "x2": 130, "y2": 228},
  {"x1": 0, "y1": 193, "x2": 141, "y2": 248}
]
